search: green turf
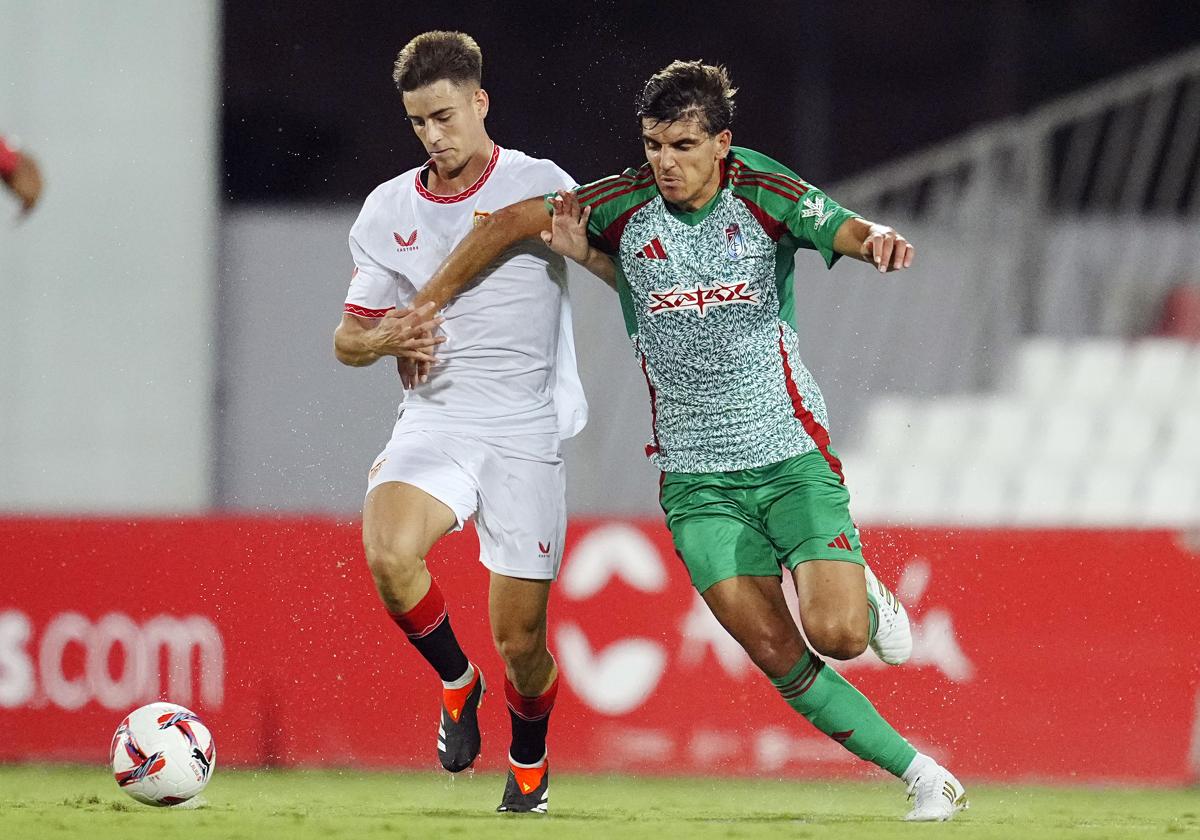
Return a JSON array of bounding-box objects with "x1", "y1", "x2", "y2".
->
[{"x1": 0, "y1": 765, "x2": 1197, "y2": 839}]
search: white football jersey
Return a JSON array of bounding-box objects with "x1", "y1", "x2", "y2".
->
[{"x1": 345, "y1": 145, "x2": 587, "y2": 439}]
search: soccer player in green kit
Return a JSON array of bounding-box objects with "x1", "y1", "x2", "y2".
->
[{"x1": 408, "y1": 60, "x2": 968, "y2": 821}]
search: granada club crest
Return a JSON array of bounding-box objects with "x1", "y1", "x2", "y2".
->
[{"x1": 724, "y1": 223, "x2": 745, "y2": 259}]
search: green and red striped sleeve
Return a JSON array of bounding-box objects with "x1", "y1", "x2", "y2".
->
[
  {"x1": 726, "y1": 146, "x2": 857, "y2": 268},
  {"x1": 552, "y1": 164, "x2": 659, "y2": 256}
]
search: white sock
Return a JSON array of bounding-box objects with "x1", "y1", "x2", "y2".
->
[
  {"x1": 901, "y1": 752, "x2": 936, "y2": 786},
  {"x1": 509, "y1": 750, "x2": 547, "y2": 769},
  {"x1": 441, "y1": 662, "x2": 475, "y2": 690}
]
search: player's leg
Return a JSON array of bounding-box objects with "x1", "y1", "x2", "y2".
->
[
  {"x1": 361, "y1": 436, "x2": 486, "y2": 773},
  {"x1": 665, "y1": 468, "x2": 963, "y2": 820},
  {"x1": 763, "y1": 453, "x2": 964, "y2": 818},
  {"x1": 700, "y1": 572, "x2": 917, "y2": 776},
  {"x1": 472, "y1": 434, "x2": 565, "y2": 814},
  {"x1": 701, "y1": 572, "x2": 963, "y2": 818},
  {"x1": 766, "y1": 451, "x2": 911, "y2": 665},
  {"x1": 489, "y1": 573, "x2": 555, "y2": 814},
  {"x1": 362, "y1": 480, "x2": 456, "y2": 619},
  {"x1": 790, "y1": 557, "x2": 910, "y2": 664}
]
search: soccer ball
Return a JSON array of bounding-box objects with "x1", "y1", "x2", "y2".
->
[{"x1": 110, "y1": 702, "x2": 216, "y2": 806}]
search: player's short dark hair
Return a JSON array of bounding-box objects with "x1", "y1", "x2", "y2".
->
[
  {"x1": 393, "y1": 31, "x2": 482, "y2": 92},
  {"x1": 636, "y1": 60, "x2": 737, "y2": 135}
]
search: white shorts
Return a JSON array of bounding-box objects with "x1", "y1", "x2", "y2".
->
[{"x1": 365, "y1": 427, "x2": 566, "y2": 580}]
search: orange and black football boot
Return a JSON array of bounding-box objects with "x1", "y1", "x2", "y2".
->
[
  {"x1": 437, "y1": 664, "x2": 485, "y2": 772},
  {"x1": 496, "y1": 752, "x2": 549, "y2": 813}
]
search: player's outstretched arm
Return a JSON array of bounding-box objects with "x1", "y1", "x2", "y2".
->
[
  {"x1": 543, "y1": 190, "x2": 616, "y2": 289},
  {"x1": 333, "y1": 303, "x2": 445, "y2": 367},
  {"x1": 833, "y1": 216, "x2": 915, "y2": 274},
  {"x1": 412, "y1": 197, "x2": 552, "y2": 310}
]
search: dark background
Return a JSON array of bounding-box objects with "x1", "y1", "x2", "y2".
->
[{"x1": 222, "y1": 0, "x2": 1200, "y2": 203}]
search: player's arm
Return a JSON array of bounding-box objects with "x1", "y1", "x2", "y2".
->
[
  {"x1": 832, "y1": 216, "x2": 914, "y2": 274},
  {"x1": 412, "y1": 193, "x2": 616, "y2": 308},
  {"x1": 333, "y1": 304, "x2": 445, "y2": 367},
  {"x1": 412, "y1": 198, "x2": 549, "y2": 309},
  {"x1": 543, "y1": 190, "x2": 616, "y2": 289}
]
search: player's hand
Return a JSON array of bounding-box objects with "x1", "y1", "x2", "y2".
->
[
  {"x1": 541, "y1": 190, "x2": 591, "y2": 262},
  {"x1": 397, "y1": 355, "x2": 432, "y2": 389},
  {"x1": 369, "y1": 302, "x2": 445, "y2": 361},
  {"x1": 2, "y1": 153, "x2": 43, "y2": 215},
  {"x1": 396, "y1": 336, "x2": 434, "y2": 388},
  {"x1": 861, "y1": 224, "x2": 914, "y2": 273}
]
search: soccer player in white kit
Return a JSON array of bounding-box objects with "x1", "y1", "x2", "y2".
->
[{"x1": 332, "y1": 31, "x2": 589, "y2": 814}]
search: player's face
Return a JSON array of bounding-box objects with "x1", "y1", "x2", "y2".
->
[
  {"x1": 641, "y1": 118, "x2": 732, "y2": 212},
  {"x1": 403, "y1": 79, "x2": 490, "y2": 174}
]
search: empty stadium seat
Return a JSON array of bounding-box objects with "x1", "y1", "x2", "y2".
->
[
  {"x1": 1076, "y1": 463, "x2": 1140, "y2": 526},
  {"x1": 1088, "y1": 405, "x2": 1160, "y2": 466},
  {"x1": 1006, "y1": 337, "x2": 1067, "y2": 400},
  {"x1": 911, "y1": 398, "x2": 980, "y2": 463},
  {"x1": 1034, "y1": 404, "x2": 1098, "y2": 466},
  {"x1": 1137, "y1": 467, "x2": 1200, "y2": 526},
  {"x1": 1055, "y1": 339, "x2": 1130, "y2": 405},
  {"x1": 968, "y1": 398, "x2": 1035, "y2": 466},
  {"x1": 858, "y1": 396, "x2": 917, "y2": 463},
  {"x1": 944, "y1": 465, "x2": 1013, "y2": 525},
  {"x1": 1160, "y1": 407, "x2": 1200, "y2": 466},
  {"x1": 843, "y1": 459, "x2": 889, "y2": 524},
  {"x1": 887, "y1": 462, "x2": 949, "y2": 525},
  {"x1": 1126, "y1": 338, "x2": 1196, "y2": 407},
  {"x1": 1009, "y1": 466, "x2": 1079, "y2": 525}
]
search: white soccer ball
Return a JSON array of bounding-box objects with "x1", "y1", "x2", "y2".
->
[{"x1": 110, "y1": 702, "x2": 216, "y2": 806}]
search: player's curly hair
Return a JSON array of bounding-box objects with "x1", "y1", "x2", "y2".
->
[
  {"x1": 393, "y1": 31, "x2": 482, "y2": 92},
  {"x1": 636, "y1": 60, "x2": 737, "y2": 135}
]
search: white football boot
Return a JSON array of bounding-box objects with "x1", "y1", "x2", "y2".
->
[
  {"x1": 865, "y1": 564, "x2": 912, "y2": 665},
  {"x1": 905, "y1": 763, "x2": 968, "y2": 821}
]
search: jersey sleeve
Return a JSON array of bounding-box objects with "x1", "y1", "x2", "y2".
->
[
  {"x1": 728, "y1": 147, "x2": 858, "y2": 268},
  {"x1": 344, "y1": 209, "x2": 398, "y2": 318},
  {"x1": 781, "y1": 185, "x2": 857, "y2": 268},
  {"x1": 551, "y1": 166, "x2": 657, "y2": 256},
  {"x1": 530, "y1": 159, "x2": 577, "y2": 195}
]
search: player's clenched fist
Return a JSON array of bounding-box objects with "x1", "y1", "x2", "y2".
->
[
  {"x1": 861, "y1": 224, "x2": 914, "y2": 274},
  {"x1": 369, "y1": 302, "x2": 445, "y2": 361}
]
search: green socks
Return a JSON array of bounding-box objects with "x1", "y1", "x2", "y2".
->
[{"x1": 770, "y1": 651, "x2": 916, "y2": 777}]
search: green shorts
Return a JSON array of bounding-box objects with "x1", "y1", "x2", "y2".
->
[{"x1": 659, "y1": 449, "x2": 864, "y2": 593}]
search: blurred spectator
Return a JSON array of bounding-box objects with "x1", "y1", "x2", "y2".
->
[
  {"x1": 0, "y1": 135, "x2": 43, "y2": 214},
  {"x1": 1157, "y1": 284, "x2": 1200, "y2": 341}
]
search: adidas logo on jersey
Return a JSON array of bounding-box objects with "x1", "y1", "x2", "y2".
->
[
  {"x1": 800, "y1": 195, "x2": 835, "y2": 229},
  {"x1": 635, "y1": 237, "x2": 668, "y2": 260},
  {"x1": 394, "y1": 230, "x2": 419, "y2": 251}
]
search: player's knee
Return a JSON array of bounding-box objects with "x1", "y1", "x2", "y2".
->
[
  {"x1": 807, "y1": 619, "x2": 868, "y2": 661},
  {"x1": 492, "y1": 628, "x2": 545, "y2": 672},
  {"x1": 745, "y1": 628, "x2": 806, "y2": 677},
  {"x1": 362, "y1": 533, "x2": 425, "y2": 591}
]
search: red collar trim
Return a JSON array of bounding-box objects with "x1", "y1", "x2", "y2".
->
[{"x1": 415, "y1": 143, "x2": 501, "y2": 204}]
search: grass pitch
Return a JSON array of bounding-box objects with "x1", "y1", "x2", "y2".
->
[{"x1": 0, "y1": 765, "x2": 1197, "y2": 839}]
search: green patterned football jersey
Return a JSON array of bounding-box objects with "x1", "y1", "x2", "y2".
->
[{"x1": 573, "y1": 146, "x2": 858, "y2": 475}]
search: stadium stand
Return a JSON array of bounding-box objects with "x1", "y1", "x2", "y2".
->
[{"x1": 842, "y1": 337, "x2": 1200, "y2": 525}]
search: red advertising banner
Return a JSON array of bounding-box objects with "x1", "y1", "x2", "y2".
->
[{"x1": 1, "y1": 517, "x2": 1197, "y2": 783}]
